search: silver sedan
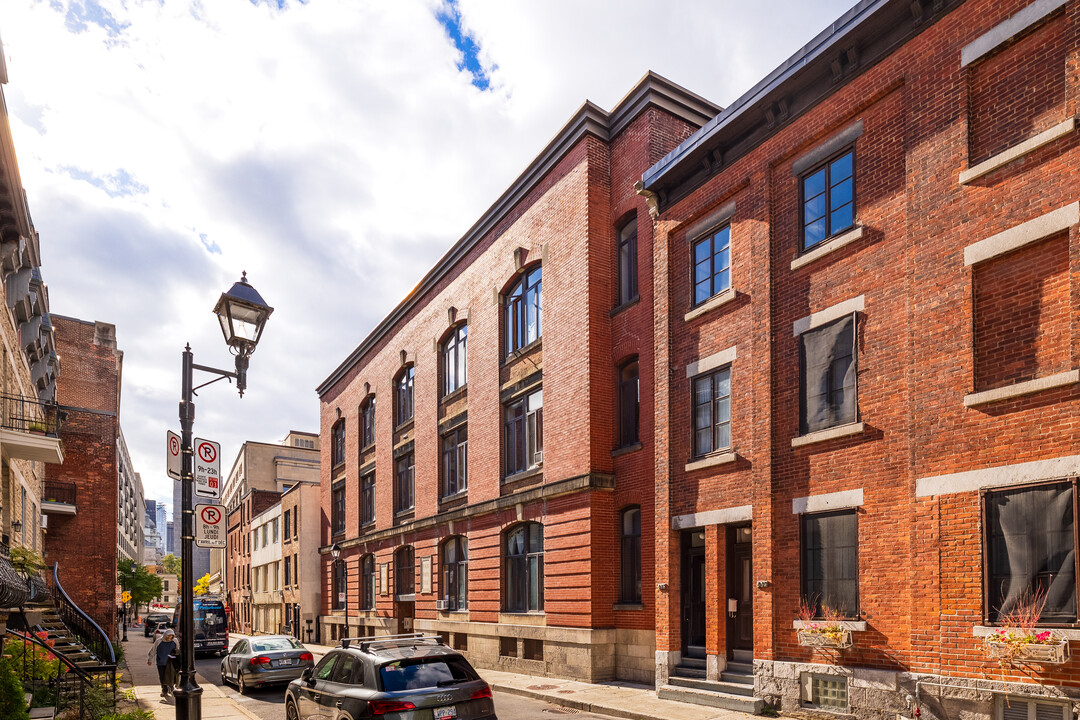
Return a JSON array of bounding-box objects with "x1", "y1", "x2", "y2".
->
[{"x1": 221, "y1": 636, "x2": 314, "y2": 693}]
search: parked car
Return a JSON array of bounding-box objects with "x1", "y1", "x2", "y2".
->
[
  {"x1": 285, "y1": 633, "x2": 497, "y2": 720},
  {"x1": 143, "y1": 613, "x2": 172, "y2": 638},
  {"x1": 220, "y1": 635, "x2": 314, "y2": 693}
]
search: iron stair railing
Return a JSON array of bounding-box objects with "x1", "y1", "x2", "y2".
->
[
  {"x1": 46, "y1": 562, "x2": 115, "y2": 668},
  {"x1": 0, "y1": 541, "x2": 30, "y2": 608},
  {"x1": 3, "y1": 628, "x2": 104, "y2": 719}
]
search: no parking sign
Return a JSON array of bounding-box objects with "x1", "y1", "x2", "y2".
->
[
  {"x1": 195, "y1": 504, "x2": 225, "y2": 548},
  {"x1": 193, "y1": 437, "x2": 221, "y2": 499}
]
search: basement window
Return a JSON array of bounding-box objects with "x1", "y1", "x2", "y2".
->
[
  {"x1": 995, "y1": 695, "x2": 1070, "y2": 720},
  {"x1": 801, "y1": 673, "x2": 848, "y2": 711}
]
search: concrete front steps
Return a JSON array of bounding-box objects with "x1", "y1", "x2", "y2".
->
[{"x1": 658, "y1": 648, "x2": 764, "y2": 714}]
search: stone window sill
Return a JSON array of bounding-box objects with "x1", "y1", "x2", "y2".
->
[
  {"x1": 959, "y1": 118, "x2": 1076, "y2": 184},
  {"x1": 792, "y1": 422, "x2": 865, "y2": 448},
  {"x1": 794, "y1": 620, "x2": 867, "y2": 631},
  {"x1": 974, "y1": 625, "x2": 1080, "y2": 640},
  {"x1": 612, "y1": 442, "x2": 643, "y2": 458},
  {"x1": 791, "y1": 226, "x2": 865, "y2": 271},
  {"x1": 684, "y1": 288, "x2": 737, "y2": 322},
  {"x1": 685, "y1": 451, "x2": 736, "y2": 472},
  {"x1": 613, "y1": 603, "x2": 645, "y2": 611},
  {"x1": 611, "y1": 296, "x2": 640, "y2": 318},
  {"x1": 964, "y1": 370, "x2": 1080, "y2": 407}
]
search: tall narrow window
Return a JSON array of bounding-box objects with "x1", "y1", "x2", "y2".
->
[
  {"x1": 443, "y1": 325, "x2": 468, "y2": 395},
  {"x1": 986, "y1": 482, "x2": 1076, "y2": 623},
  {"x1": 441, "y1": 425, "x2": 468, "y2": 498},
  {"x1": 360, "y1": 471, "x2": 375, "y2": 527},
  {"x1": 361, "y1": 396, "x2": 376, "y2": 448},
  {"x1": 799, "y1": 315, "x2": 856, "y2": 435},
  {"x1": 395, "y1": 546, "x2": 415, "y2": 597},
  {"x1": 692, "y1": 367, "x2": 731, "y2": 457},
  {"x1": 692, "y1": 226, "x2": 731, "y2": 306},
  {"x1": 331, "y1": 481, "x2": 346, "y2": 537},
  {"x1": 395, "y1": 452, "x2": 414, "y2": 514},
  {"x1": 618, "y1": 359, "x2": 639, "y2": 448},
  {"x1": 505, "y1": 266, "x2": 542, "y2": 354},
  {"x1": 620, "y1": 507, "x2": 642, "y2": 604},
  {"x1": 395, "y1": 366, "x2": 414, "y2": 426},
  {"x1": 505, "y1": 523, "x2": 544, "y2": 612},
  {"x1": 331, "y1": 420, "x2": 346, "y2": 467},
  {"x1": 801, "y1": 510, "x2": 858, "y2": 617},
  {"x1": 442, "y1": 536, "x2": 468, "y2": 611},
  {"x1": 284, "y1": 556, "x2": 291, "y2": 587},
  {"x1": 361, "y1": 554, "x2": 375, "y2": 611},
  {"x1": 283, "y1": 510, "x2": 291, "y2": 541},
  {"x1": 617, "y1": 217, "x2": 638, "y2": 305},
  {"x1": 801, "y1": 149, "x2": 855, "y2": 250},
  {"x1": 505, "y1": 389, "x2": 543, "y2": 476}
]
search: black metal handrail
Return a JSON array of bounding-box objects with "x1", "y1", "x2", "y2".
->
[
  {"x1": 4, "y1": 628, "x2": 94, "y2": 683},
  {"x1": 0, "y1": 542, "x2": 29, "y2": 608},
  {"x1": 42, "y1": 480, "x2": 76, "y2": 506},
  {"x1": 0, "y1": 392, "x2": 62, "y2": 436},
  {"x1": 48, "y1": 562, "x2": 115, "y2": 666}
]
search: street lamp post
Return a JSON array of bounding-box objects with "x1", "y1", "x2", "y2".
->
[
  {"x1": 174, "y1": 273, "x2": 273, "y2": 720},
  {"x1": 121, "y1": 561, "x2": 136, "y2": 642},
  {"x1": 331, "y1": 543, "x2": 347, "y2": 643}
]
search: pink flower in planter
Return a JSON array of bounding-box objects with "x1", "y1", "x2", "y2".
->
[{"x1": 1035, "y1": 631, "x2": 1052, "y2": 642}]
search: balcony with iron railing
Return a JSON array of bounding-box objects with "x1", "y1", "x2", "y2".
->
[
  {"x1": 41, "y1": 480, "x2": 76, "y2": 515},
  {"x1": 0, "y1": 392, "x2": 64, "y2": 464}
]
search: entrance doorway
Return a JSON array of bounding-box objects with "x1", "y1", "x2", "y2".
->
[
  {"x1": 727, "y1": 524, "x2": 753, "y2": 655},
  {"x1": 681, "y1": 530, "x2": 706, "y2": 658}
]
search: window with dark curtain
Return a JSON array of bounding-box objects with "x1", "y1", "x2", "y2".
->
[
  {"x1": 395, "y1": 452, "x2": 414, "y2": 513},
  {"x1": 443, "y1": 324, "x2": 468, "y2": 395},
  {"x1": 987, "y1": 482, "x2": 1076, "y2": 623},
  {"x1": 620, "y1": 507, "x2": 641, "y2": 603},
  {"x1": 505, "y1": 523, "x2": 544, "y2": 612},
  {"x1": 331, "y1": 482, "x2": 346, "y2": 536},
  {"x1": 331, "y1": 420, "x2": 346, "y2": 467},
  {"x1": 692, "y1": 225, "x2": 731, "y2": 306},
  {"x1": 505, "y1": 266, "x2": 542, "y2": 354},
  {"x1": 396, "y1": 546, "x2": 414, "y2": 596},
  {"x1": 361, "y1": 555, "x2": 375, "y2": 610},
  {"x1": 283, "y1": 510, "x2": 291, "y2": 540},
  {"x1": 505, "y1": 389, "x2": 543, "y2": 476},
  {"x1": 361, "y1": 471, "x2": 375, "y2": 526},
  {"x1": 802, "y1": 149, "x2": 855, "y2": 250},
  {"x1": 284, "y1": 556, "x2": 291, "y2": 586},
  {"x1": 441, "y1": 425, "x2": 468, "y2": 497},
  {"x1": 442, "y1": 536, "x2": 469, "y2": 611},
  {"x1": 800, "y1": 314, "x2": 856, "y2": 435},
  {"x1": 618, "y1": 360, "x2": 639, "y2": 448},
  {"x1": 332, "y1": 561, "x2": 346, "y2": 610},
  {"x1": 395, "y1": 366, "x2": 414, "y2": 426},
  {"x1": 692, "y1": 367, "x2": 731, "y2": 457},
  {"x1": 361, "y1": 396, "x2": 376, "y2": 448},
  {"x1": 618, "y1": 217, "x2": 638, "y2": 305},
  {"x1": 801, "y1": 510, "x2": 858, "y2": 617}
]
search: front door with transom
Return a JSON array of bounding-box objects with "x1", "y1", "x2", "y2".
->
[
  {"x1": 681, "y1": 530, "x2": 707, "y2": 658},
  {"x1": 727, "y1": 524, "x2": 753, "y2": 655}
]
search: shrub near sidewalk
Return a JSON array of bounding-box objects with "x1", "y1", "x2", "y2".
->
[{"x1": 0, "y1": 656, "x2": 30, "y2": 720}]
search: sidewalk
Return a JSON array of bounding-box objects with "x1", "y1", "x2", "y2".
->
[
  {"x1": 121, "y1": 631, "x2": 260, "y2": 720},
  {"x1": 232, "y1": 632, "x2": 754, "y2": 720}
]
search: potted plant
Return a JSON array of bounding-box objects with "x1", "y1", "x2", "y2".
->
[
  {"x1": 9, "y1": 547, "x2": 43, "y2": 577},
  {"x1": 984, "y1": 588, "x2": 1070, "y2": 665},
  {"x1": 25, "y1": 422, "x2": 46, "y2": 435},
  {"x1": 796, "y1": 596, "x2": 853, "y2": 649}
]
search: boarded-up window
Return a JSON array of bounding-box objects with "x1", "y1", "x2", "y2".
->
[
  {"x1": 802, "y1": 510, "x2": 858, "y2": 617},
  {"x1": 799, "y1": 315, "x2": 856, "y2": 435}
]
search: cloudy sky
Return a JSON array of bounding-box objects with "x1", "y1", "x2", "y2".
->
[{"x1": 0, "y1": 0, "x2": 854, "y2": 517}]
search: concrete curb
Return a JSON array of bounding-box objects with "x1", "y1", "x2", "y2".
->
[{"x1": 489, "y1": 681, "x2": 662, "y2": 720}]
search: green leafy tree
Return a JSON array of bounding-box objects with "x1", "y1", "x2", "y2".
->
[
  {"x1": 117, "y1": 564, "x2": 163, "y2": 615},
  {"x1": 162, "y1": 554, "x2": 181, "y2": 576}
]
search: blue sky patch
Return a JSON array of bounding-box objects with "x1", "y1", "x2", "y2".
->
[
  {"x1": 62, "y1": 1, "x2": 127, "y2": 37},
  {"x1": 437, "y1": 0, "x2": 491, "y2": 91},
  {"x1": 61, "y1": 166, "x2": 148, "y2": 198},
  {"x1": 198, "y1": 233, "x2": 222, "y2": 255}
]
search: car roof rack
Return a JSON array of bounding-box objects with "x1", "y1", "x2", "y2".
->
[{"x1": 340, "y1": 632, "x2": 446, "y2": 653}]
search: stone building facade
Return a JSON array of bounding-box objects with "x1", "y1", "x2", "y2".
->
[{"x1": 281, "y1": 480, "x2": 321, "y2": 643}]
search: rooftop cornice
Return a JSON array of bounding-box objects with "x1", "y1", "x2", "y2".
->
[{"x1": 317, "y1": 72, "x2": 719, "y2": 397}]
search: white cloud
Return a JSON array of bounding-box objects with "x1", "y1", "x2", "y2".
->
[{"x1": 0, "y1": 0, "x2": 853, "y2": 513}]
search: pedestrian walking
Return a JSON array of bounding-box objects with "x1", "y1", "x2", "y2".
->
[{"x1": 147, "y1": 628, "x2": 178, "y2": 700}]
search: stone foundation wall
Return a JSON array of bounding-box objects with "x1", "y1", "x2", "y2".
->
[{"x1": 614, "y1": 628, "x2": 655, "y2": 685}]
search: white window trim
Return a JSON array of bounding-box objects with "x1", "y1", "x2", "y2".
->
[
  {"x1": 671, "y1": 505, "x2": 752, "y2": 530},
  {"x1": 960, "y1": 118, "x2": 1076, "y2": 184},
  {"x1": 792, "y1": 296, "x2": 864, "y2": 337},
  {"x1": 964, "y1": 202, "x2": 1078, "y2": 265},
  {"x1": 685, "y1": 345, "x2": 737, "y2": 378},
  {"x1": 790, "y1": 225, "x2": 865, "y2": 270},
  {"x1": 792, "y1": 489, "x2": 863, "y2": 515},
  {"x1": 964, "y1": 369, "x2": 1080, "y2": 407},
  {"x1": 915, "y1": 454, "x2": 1080, "y2": 497}
]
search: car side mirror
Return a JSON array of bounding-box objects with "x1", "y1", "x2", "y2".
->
[{"x1": 301, "y1": 667, "x2": 315, "y2": 685}]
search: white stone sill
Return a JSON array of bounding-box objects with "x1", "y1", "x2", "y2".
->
[
  {"x1": 684, "y1": 288, "x2": 738, "y2": 322},
  {"x1": 964, "y1": 370, "x2": 1080, "y2": 407},
  {"x1": 685, "y1": 452, "x2": 736, "y2": 472},
  {"x1": 791, "y1": 422, "x2": 865, "y2": 448},
  {"x1": 794, "y1": 620, "x2": 868, "y2": 631},
  {"x1": 959, "y1": 118, "x2": 1076, "y2": 184},
  {"x1": 791, "y1": 226, "x2": 865, "y2": 271},
  {"x1": 974, "y1": 625, "x2": 1080, "y2": 640}
]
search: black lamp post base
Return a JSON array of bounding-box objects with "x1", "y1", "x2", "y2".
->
[{"x1": 174, "y1": 684, "x2": 203, "y2": 720}]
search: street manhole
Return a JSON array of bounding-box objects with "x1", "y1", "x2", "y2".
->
[
  {"x1": 542, "y1": 708, "x2": 580, "y2": 715},
  {"x1": 528, "y1": 684, "x2": 560, "y2": 690}
]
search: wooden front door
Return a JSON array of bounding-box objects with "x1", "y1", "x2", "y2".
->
[
  {"x1": 728, "y1": 525, "x2": 754, "y2": 653},
  {"x1": 681, "y1": 530, "x2": 707, "y2": 656}
]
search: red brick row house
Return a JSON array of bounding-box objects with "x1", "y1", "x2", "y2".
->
[{"x1": 319, "y1": 0, "x2": 1080, "y2": 716}]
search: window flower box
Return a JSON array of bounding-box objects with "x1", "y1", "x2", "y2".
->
[
  {"x1": 983, "y1": 629, "x2": 1070, "y2": 665},
  {"x1": 798, "y1": 625, "x2": 853, "y2": 649}
]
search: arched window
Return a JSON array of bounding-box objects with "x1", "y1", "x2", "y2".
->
[
  {"x1": 331, "y1": 420, "x2": 346, "y2": 467},
  {"x1": 441, "y1": 536, "x2": 468, "y2": 611},
  {"x1": 617, "y1": 359, "x2": 639, "y2": 447},
  {"x1": 361, "y1": 554, "x2": 375, "y2": 611},
  {"x1": 394, "y1": 366, "x2": 414, "y2": 426},
  {"x1": 442, "y1": 324, "x2": 468, "y2": 395},
  {"x1": 505, "y1": 266, "x2": 542, "y2": 354},
  {"x1": 620, "y1": 507, "x2": 641, "y2": 604},
  {"x1": 361, "y1": 395, "x2": 376, "y2": 448},
  {"x1": 505, "y1": 523, "x2": 544, "y2": 612},
  {"x1": 395, "y1": 546, "x2": 414, "y2": 597}
]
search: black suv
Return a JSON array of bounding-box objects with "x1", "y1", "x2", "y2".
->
[
  {"x1": 285, "y1": 634, "x2": 497, "y2": 719},
  {"x1": 143, "y1": 613, "x2": 172, "y2": 638}
]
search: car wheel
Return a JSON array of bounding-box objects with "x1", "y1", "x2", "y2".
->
[
  {"x1": 220, "y1": 662, "x2": 229, "y2": 686},
  {"x1": 286, "y1": 700, "x2": 300, "y2": 720},
  {"x1": 237, "y1": 671, "x2": 248, "y2": 694}
]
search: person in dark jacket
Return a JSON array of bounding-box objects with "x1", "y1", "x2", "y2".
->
[{"x1": 147, "y1": 628, "x2": 178, "y2": 699}]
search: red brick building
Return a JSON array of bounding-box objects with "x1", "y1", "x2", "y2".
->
[
  {"x1": 316, "y1": 74, "x2": 718, "y2": 682},
  {"x1": 638, "y1": 0, "x2": 1080, "y2": 716},
  {"x1": 226, "y1": 488, "x2": 281, "y2": 634}
]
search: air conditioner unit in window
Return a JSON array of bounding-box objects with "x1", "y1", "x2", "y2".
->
[{"x1": 435, "y1": 600, "x2": 450, "y2": 611}]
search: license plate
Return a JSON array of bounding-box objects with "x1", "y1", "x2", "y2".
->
[
  {"x1": 433, "y1": 707, "x2": 457, "y2": 719},
  {"x1": 278, "y1": 659, "x2": 295, "y2": 666}
]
